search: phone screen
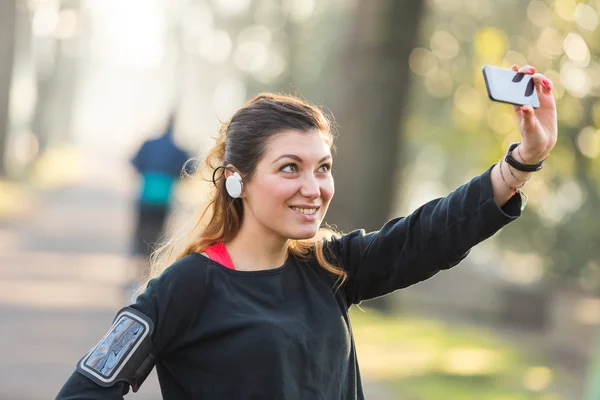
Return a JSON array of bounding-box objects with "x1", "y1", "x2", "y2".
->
[{"x1": 482, "y1": 65, "x2": 540, "y2": 108}]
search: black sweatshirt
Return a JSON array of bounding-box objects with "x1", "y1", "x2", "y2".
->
[{"x1": 57, "y1": 166, "x2": 521, "y2": 399}]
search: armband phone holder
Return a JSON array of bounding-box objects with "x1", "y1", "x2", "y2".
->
[{"x1": 76, "y1": 307, "x2": 156, "y2": 392}]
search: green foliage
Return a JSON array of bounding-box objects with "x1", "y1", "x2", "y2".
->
[
  {"x1": 350, "y1": 307, "x2": 563, "y2": 399},
  {"x1": 404, "y1": 0, "x2": 600, "y2": 291}
]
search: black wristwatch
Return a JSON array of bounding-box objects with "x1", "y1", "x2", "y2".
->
[{"x1": 504, "y1": 142, "x2": 544, "y2": 172}]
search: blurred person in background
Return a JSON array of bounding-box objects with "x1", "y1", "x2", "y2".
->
[
  {"x1": 57, "y1": 65, "x2": 557, "y2": 399},
  {"x1": 129, "y1": 115, "x2": 191, "y2": 278}
]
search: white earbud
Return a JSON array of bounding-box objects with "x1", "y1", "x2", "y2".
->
[{"x1": 225, "y1": 172, "x2": 243, "y2": 198}]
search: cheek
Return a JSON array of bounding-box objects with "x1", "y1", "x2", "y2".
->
[
  {"x1": 254, "y1": 178, "x2": 299, "y2": 203},
  {"x1": 322, "y1": 177, "x2": 335, "y2": 202}
]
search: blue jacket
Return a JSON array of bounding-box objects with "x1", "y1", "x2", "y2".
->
[{"x1": 131, "y1": 129, "x2": 190, "y2": 206}]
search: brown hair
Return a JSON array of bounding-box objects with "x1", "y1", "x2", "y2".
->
[{"x1": 140, "y1": 93, "x2": 346, "y2": 292}]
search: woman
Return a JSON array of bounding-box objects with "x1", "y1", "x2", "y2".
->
[{"x1": 57, "y1": 64, "x2": 557, "y2": 399}]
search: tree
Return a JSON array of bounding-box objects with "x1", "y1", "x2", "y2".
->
[
  {"x1": 326, "y1": 0, "x2": 426, "y2": 233},
  {"x1": 0, "y1": 0, "x2": 17, "y2": 177},
  {"x1": 323, "y1": 1, "x2": 426, "y2": 311}
]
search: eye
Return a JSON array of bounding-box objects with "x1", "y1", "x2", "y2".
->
[
  {"x1": 280, "y1": 163, "x2": 299, "y2": 173},
  {"x1": 318, "y1": 163, "x2": 332, "y2": 173}
]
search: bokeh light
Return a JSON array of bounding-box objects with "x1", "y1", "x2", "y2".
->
[
  {"x1": 537, "y1": 28, "x2": 564, "y2": 59},
  {"x1": 577, "y1": 126, "x2": 600, "y2": 159},
  {"x1": 555, "y1": 0, "x2": 577, "y2": 21},
  {"x1": 474, "y1": 27, "x2": 508, "y2": 62},
  {"x1": 574, "y1": 3, "x2": 599, "y2": 31},
  {"x1": 199, "y1": 30, "x2": 232, "y2": 64},
  {"x1": 527, "y1": 1, "x2": 553, "y2": 28},
  {"x1": 430, "y1": 30, "x2": 460, "y2": 60},
  {"x1": 523, "y1": 367, "x2": 553, "y2": 392},
  {"x1": 409, "y1": 48, "x2": 439, "y2": 76},
  {"x1": 563, "y1": 32, "x2": 590, "y2": 65},
  {"x1": 424, "y1": 69, "x2": 454, "y2": 98}
]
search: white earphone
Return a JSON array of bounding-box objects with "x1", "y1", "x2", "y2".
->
[
  {"x1": 225, "y1": 172, "x2": 243, "y2": 198},
  {"x1": 212, "y1": 165, "x2": 244, "y2": 198}
]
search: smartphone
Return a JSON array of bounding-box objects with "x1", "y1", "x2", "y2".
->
[{"x1": 482, "y1": 65, "x2": 540, "y2": 108}]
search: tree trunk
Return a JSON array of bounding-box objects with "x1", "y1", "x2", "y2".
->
[
  {"x1": 325, "y1": 0, "x2": 426, "y2": 311},
  {"x1": 326, "y1": 0, "x2": 425, "y2": 233},
  {"x1": 0, "y1": 0, "x2": 17, "y2": 176}
]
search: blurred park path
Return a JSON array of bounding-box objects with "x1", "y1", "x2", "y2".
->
[
  {"x1": 0, "y1": 158, "x2": 165, "y2": 399},
  {"x1": 0, "y1": 152, "x2": 399, "y2": 400}
]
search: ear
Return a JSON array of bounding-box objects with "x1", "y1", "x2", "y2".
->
[
  {"x1": 224, "y1": 164, "x2": 234, "y2": 179},
  {"x1": 224, "y1": 164, "x2": 240, "y2": 179}
]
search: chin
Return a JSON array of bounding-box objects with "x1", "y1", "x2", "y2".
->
[{"x1": 286, "y1": 227, "x2": 320, "y2": 240}]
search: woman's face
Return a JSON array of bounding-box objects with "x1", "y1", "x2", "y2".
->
[{"x1": 241, "y1": 129, "x2": 334, "y2": 241}]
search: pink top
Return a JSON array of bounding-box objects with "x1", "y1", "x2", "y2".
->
[{"x1": 204, "y1": 242, "x2": 236, "y2": 270}]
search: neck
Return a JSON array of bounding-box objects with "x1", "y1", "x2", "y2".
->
[{"x1": 225, "y1": 219, "x2": 289, "y2": 271}]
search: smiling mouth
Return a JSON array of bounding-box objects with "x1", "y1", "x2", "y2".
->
[{"x1": 289, "y1": 206, "x2": 319, "y2": 216}]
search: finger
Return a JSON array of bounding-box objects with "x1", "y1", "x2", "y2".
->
[
  {"x1": 512, "y1": 104, "x2": 522, "y2": 116},
  {"x1": 519, "y1": 105, "x2": 537, "y2": 133},
  {"x1": 517, "y1": 65, "x2": 536, "y2": 75},
  {"x1": 531, "y1": 73, "x2": 553, "y2": 95},
  {"x1": 531, "y1": 72, "x2": 557, "y2": 110},
  {"x1": 510, "y1": 64, "x2": 519, "y2": 71}
]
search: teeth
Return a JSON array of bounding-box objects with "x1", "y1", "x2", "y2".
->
[{"x1": 292, "y1": 207, "x2": 317, "y2": 215}]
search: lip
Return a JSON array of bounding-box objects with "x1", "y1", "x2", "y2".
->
[{"x1": 289, "y1": 206, "x2": 320, "y2": 221}]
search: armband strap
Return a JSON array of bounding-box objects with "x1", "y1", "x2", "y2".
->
[{"x1": 76, "y1": 307, "x2": 156, "y2": 392}]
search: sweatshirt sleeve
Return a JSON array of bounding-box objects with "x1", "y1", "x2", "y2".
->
[
  {"x1": 328, "y1": 165, "x2": 522, "y2": 306},
  {"x1": 56, "y1": 255, "x2": 207, "y2": 399}
]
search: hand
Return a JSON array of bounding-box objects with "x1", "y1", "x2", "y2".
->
[{"x1": 510, "y1": 64, "x2": 558, "y2": 163}]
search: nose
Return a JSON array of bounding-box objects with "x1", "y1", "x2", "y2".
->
[{"x1": 299, "y1": 174, "x2": 321, "y2": 199}]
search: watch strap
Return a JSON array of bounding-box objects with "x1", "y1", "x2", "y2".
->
[{"x1": 505, "y1": 142, "x2": 543, "y2": 172}]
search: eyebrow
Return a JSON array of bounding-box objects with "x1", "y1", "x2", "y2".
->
[{"x1": 273, "y1": 154, "x2": 333, "y2": 164}]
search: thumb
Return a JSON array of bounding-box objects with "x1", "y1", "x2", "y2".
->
[{"x1": 520, "y1": 106, "x2": 537, "y2": 133}]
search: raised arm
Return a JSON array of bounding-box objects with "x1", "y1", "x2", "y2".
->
[
  {"x1": 330, "y1": 166, "x2": 522, "y2": 306},
  {"x1": 330, "y1": 64, "x2": 557, "y2": 306},
  {"x1": 490, "y1": 64, "x2": 557, "y2": 208}
]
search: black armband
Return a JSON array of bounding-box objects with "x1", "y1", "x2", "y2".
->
[{"x1": 76, "y1": 307, "x2": 156, "y2": 392}]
